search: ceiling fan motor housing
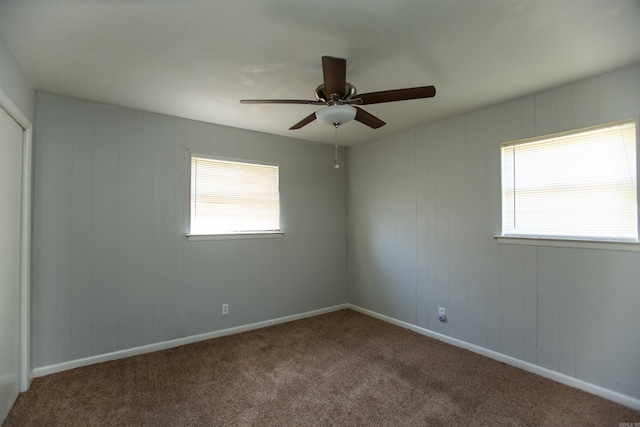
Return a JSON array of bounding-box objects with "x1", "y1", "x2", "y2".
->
[{"x1": 314, "y1": 83, "x2": 357, "y2": 104}]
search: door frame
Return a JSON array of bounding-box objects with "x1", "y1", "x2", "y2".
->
[{"x1": 0, "y1": 89, "x2": 33, "y2": 392}]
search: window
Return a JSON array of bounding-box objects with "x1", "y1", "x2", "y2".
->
[
  {"x1": 190, "y1": 155, "x2": 280, "y2": 236},
  {"x1": 501, "y1": 120, "x2": 637, "y2": 241}
]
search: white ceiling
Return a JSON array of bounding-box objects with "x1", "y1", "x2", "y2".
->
[{"x1": 1, "y1": 1, "x2": 639, "y2": 146}]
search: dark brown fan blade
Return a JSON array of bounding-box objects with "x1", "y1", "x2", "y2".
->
[
  {"x1": 322, "y1": 56, "x2": 347, "y2": 99},
  {"x1": 289, "y1": 112, "x2": 317, "y2": 130},
  {"x1": 240, "y1": 99, "x2": 325, "y2": 105},
  {"x1": 358, "y1": 86, "x2": 436, "y2": 105},
  {"x1": 354, "y1": 107, "x2": 386, "y2": 129}
]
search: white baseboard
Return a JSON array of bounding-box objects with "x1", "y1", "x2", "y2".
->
[
  {"x1": 31, "y1": 302, "x2": 640, "y2": 412},
  {"x1": 346, "y1": 304, "x2": 640, "y2": 412},
  {"x1": 33, "y1": 304, "x2": 348, "y2": 378}
]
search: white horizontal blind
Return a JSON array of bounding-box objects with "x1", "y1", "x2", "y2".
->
[
  {"x1": 190, "y1": 156, "x2": 280, "y2": 234},
  {"x1": 501, "y1": 120, "x2": 637, "y2": 241}
]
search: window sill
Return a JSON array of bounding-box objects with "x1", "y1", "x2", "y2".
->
[
  {"x1": 494, "y1": 235, "x2": 640, "y2": 252},
  {"x1": 187, "y1": 232, "x2": 284, "y2": 242}
]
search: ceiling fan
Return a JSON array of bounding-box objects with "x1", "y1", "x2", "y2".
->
[{"x1": 240, "y1": 56, "x2": 436, "y2": 130}]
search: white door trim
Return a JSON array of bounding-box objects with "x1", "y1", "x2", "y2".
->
[{"x1": 0, "y1": 90, "x2": 33, "y2": 392}]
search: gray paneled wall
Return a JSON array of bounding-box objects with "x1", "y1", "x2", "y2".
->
[
  {"x1": 33, "y1": 94, "x2": 347, "y2": 367},
  {"x1": 348, "y1": 64, "x2": 640, "y2": 399}
]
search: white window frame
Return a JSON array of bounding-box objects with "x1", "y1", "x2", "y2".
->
[
  {"x1": 187, "y1": 154, "x2": 283, "y2": 241},
  {"x1": 496, "y1": 118, "x2": 640, "y2": 252}
]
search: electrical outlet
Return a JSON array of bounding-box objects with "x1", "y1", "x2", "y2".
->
[
  {"x1": 222, "y1": 303, "x2": 229, "y2": 315},
  {"x1": 438, "y1": 307, "x2": 447, "y2": 323}
]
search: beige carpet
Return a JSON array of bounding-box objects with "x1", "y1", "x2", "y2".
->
[{"x1": 5, "y1": 309, "x2": 639, "y2": 426}]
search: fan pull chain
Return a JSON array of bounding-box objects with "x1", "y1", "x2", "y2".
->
[{"x1": 334, "y1": 123, "x2": 340, "y2": 169}]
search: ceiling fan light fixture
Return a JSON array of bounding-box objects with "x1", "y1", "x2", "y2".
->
[{"x1": 316, "y1": 104, "x2": 357, "y2": 126}]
